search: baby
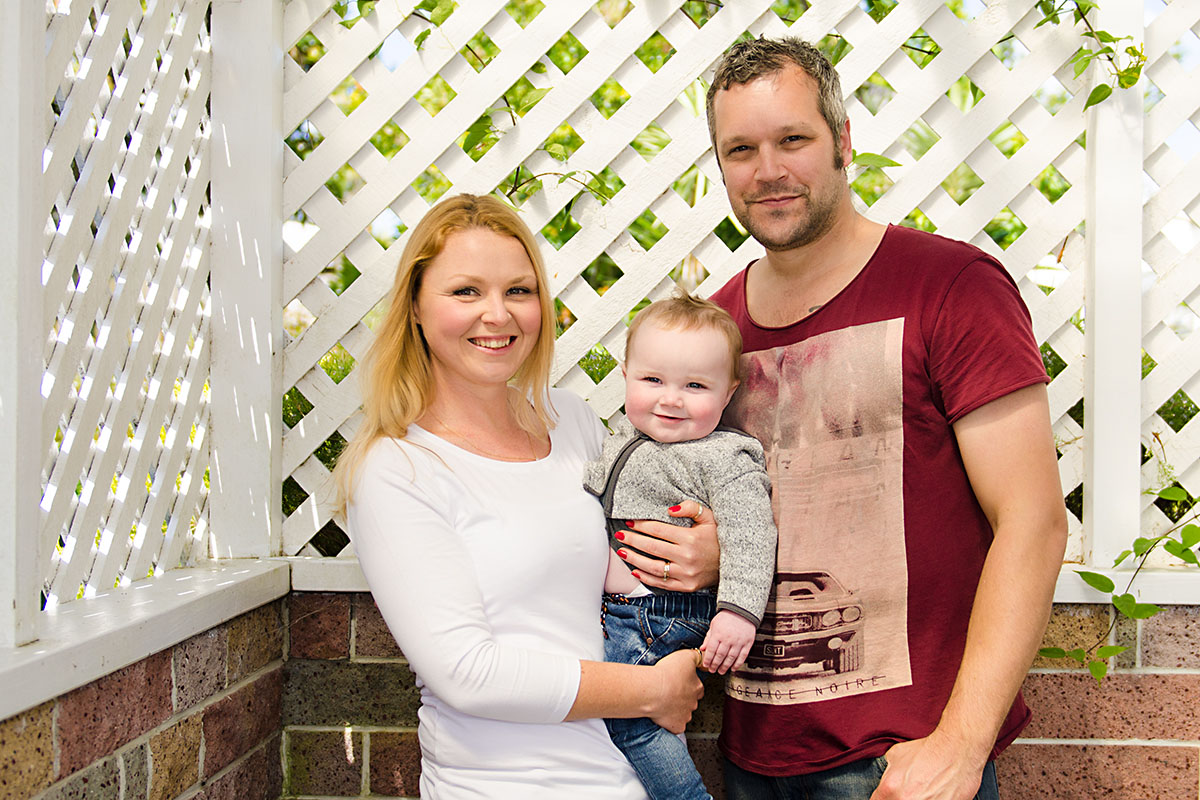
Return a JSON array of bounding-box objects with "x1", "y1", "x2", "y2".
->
[{"x1": 583, "y1": 293, "x2": 777, "y2": 800}]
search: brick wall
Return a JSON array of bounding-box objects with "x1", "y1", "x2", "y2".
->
[
  {"x1": 282, "y1": 595, "x2": 1200, "y2": 799},
  {"x1": 0, "y1": 601, "x2": 285, "y2": 800},
  {"x1": 1001, "y1": 604, "x2": 1200, "y2": 799}
]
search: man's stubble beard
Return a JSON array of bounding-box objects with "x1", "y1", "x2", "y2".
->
[{"x1": 735, "y1": 184, "x2": 840, "y2": 252}]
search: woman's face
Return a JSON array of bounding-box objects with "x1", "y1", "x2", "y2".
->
[{"x1": 413, "y1": 227, "x2": 543, "y2": 393}]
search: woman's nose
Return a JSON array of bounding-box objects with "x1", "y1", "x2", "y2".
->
[{"x1": 481, "y1": 293, "x2": 511, "y2": 323}]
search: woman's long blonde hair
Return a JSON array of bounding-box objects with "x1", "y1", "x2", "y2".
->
[{"x1": 332, "y1": 194, "x2": 557, "y2": 513}]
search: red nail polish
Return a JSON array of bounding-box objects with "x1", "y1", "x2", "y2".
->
[
  {"x1": 613, "y1": 531, "x2": 625, "y2": 541},
  {"x1": 617, "y1": 549, "x2": 628, "y2": 559},
  {"x1": 631, "y1": 571, "x2": 641, "y2": 579},
  {"x1": 626, "y1": 521, "x2": 636, "y2": 528},
  {"x1": 669, "y1": 505, "x2": 681, "y2": 513}
]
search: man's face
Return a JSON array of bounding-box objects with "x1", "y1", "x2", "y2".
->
[{"x1": 712, "y1": 66, "x2": 851, "y2": 252}]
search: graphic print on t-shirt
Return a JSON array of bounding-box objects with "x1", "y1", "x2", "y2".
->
[{"x1": 723, "y1": 319, "x2": 910, "y2": 705}]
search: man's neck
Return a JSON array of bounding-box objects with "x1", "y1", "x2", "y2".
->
[{"x1": 745, "y1": 207, "x2": 886, "y2": 328}]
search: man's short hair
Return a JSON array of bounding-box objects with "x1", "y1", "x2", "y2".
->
[
  {"x1": 706, "y1": 36, "x2": 848, "y2": 163},
  {"x1": 626, "y1": 292, "x2": 743, "y2": 383}
]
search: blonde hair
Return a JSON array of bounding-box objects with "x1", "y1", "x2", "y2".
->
[
  {"x1": 625, "y1": 292, "x2": 743, "y2": 383},
  {"x1": 333, "y1": 194, "x2": 556, "y2": 513}
]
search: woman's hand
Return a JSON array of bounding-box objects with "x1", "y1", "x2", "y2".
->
[
  {"x1": 615, "y1": 500, "x2": 719, "y2": 592},
  {"x1": 648, "y1": 648, "x2": 704, "y2": 733}
]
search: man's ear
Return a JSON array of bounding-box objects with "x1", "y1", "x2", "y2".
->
[{"x1": 839, "y1": 119, "x2": 853, "y2": 169}]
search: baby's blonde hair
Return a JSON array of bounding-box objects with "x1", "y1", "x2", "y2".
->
[{"x1": 625, "y1": 292, "x2": 743, "y2": 383}]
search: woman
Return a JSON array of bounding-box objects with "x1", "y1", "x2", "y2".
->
[{"x1": 333, "y1": 194, "x2": 718, "y2": 799}]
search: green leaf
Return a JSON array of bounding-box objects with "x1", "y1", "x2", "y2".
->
[
  {"x1": 414, "y1": 29, "x2": 431, "y2": 49},
  {"x1": 1181, "y1": 524, "x2": 1200, "y2": 548},
  {"x1": 1096, "y1": 645, "x2": 1128, "y2": 659},
  {"x1": 332, "y1": 1, "x2": 349, "y2": 16},
  {"x1": 430, "y1": 0, "x2": 454, "y2": 26},
  {"x1": 851, "y1": 151, "x2": 901, "y2": 168},
  {"x1": 462, "y1": 118, "x2": 495, "y2": 153},
  {"x1": 556, "y1": 170, "x2": 578, "y2": 185},
  {"x1": 1065, "y1": 648, "x2": 1087, "y2": 663},
  {"x1": 1075, "y1": 570, "x2": 1115, "y2": 594},
  {"x1": 517, "y1": 87, "x2": 551, "y2": 115},
  {"x1": 1112, "y1": 592, "x2": 1136, "y2": 617},
  {"x1": 1091, "y1": 30, "x2": 1119, "y2": 43},
  {"x1": 1084, "y1": 84, "x2": 1113, "y2": 110},
  {"x1": 1039, "y1": 647, "x2": 1067, "y2": 659},
  {"x1": 1164, "y1": 539, "x2": 1199, "y2": 565},
  {"x1": 1133, "y1": 536, "x2": 1157, "y2": 557},
  {"x1": 357, "y1": 0, "x2": 376, "y2": 17},
  {"x1": 1112, "y1": 549, "x2": 1133, "y2": 567},
  {"x1": 544, "y1": 143, "x2": 569, "y2": 161},
  {"x1": 1131, "y1": 601, "x2": 1161, "y2": 619},
  {"x1": 530, "y1": 61, "x2": 548, "y2": 74},
  {"x1": 1158, "y1": 486, "x2": 1188, "y2": 501},
  {"x1": 1114, "y1": 593, "x2": 1161, "y2": 619},
  {"x1": 1087, "y1": 659, "x2": 1108, "y2": 683},
  {"x1": 1117, "y1": 68, "x2": 1141, "y2": 89}
]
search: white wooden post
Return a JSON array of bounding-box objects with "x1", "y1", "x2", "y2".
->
[
  {"x1": 1083, "y1": 0, "x2": 1143, "y2": 569},
  {"x1": 209, "y1": 0, "x2": 284, "y2": 558},
  {"x1": 0, "y1": 1, "x2": 44, "y2": 646}
]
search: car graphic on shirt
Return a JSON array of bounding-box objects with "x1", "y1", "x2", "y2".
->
[{"x1": 742, "y1": 571, "x2": 864, "y2": 678}]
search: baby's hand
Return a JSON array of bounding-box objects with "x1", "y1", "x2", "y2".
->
[{"x1": 699, "y1": 610, "x2": 757, "y2": 674}]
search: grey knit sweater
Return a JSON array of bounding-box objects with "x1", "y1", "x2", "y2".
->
[{"x1": 583, "y1": 417, "x2": 777, "y2": 626}]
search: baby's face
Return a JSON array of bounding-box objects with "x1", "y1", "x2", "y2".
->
[{"x1": 623, "y1": 322, "x2": 739, "y2": 443}]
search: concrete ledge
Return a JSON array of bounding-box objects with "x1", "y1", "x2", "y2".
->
[{"x1": 0, "y1": 560, "x2": 289, "y2": 720}]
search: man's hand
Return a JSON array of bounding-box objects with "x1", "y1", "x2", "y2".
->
[
  {"x1": 615, "y1": 500, "x2": 720, "y2": 591},
  {"x1": 699, "y1": 610, "x2": 756, "y2": 674},
  {"x1": 870, "y1": 733, "x2": 986, "y2": 800}
]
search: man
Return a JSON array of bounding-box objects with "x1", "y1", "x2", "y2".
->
[{"x1": 703, "y1": 37, "x2": 1068, "y2": 799}]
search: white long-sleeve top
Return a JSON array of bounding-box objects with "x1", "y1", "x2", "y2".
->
[{"x1": 347, "y1": 389, "x2": 649, "y2": 799}]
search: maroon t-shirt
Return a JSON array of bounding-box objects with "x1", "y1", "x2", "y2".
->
[{"x1": 711, "y1": 224, "x2": 1048, "y2": 776}]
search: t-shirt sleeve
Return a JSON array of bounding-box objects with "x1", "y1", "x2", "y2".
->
[
  {"x1": 347, "y1": 442, "x2": 580, "y2": 723},
  {"x1": 929, "y1": 258, "x2": 1049, "y2": 423}
]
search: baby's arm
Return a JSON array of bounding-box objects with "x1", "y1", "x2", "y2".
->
[
  {"x1": 700, "y1": 610, "x2": 757, "y2": 674},
  {"x1": 604, "y1": 546, "x2": 644, "y2": 595}
]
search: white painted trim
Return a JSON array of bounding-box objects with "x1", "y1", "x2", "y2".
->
[
  {"x1": 209, "y1": 0, "x2": 285, "y2": 558},
  {"x1": 1082, "y1": 0, "x2": 1145, "y2": 570},
  {"x1": 286, "y1": 556, "x2": 370, "y2": 592},
  {"x1": 0, "y1": 560, "x2": 289, "y2": 721},
  {"x1": 0, "y1": 0, "x2": 44, "y2": 648},
  {"x1": 287, "y1": 557, "x2": 1200, "y2": 606}
]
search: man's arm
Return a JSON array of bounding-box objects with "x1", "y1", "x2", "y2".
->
[{"x1": 872, "y1": 383, "x2": 1068, "y2": 800}]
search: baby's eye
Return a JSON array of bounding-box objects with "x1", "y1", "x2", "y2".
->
[
  {"x1": 686, "y1": 382, "x2": 707, "y2": 390},
  {"x1": 642, "y1": 376, "x2": 662, "y2": 384}
]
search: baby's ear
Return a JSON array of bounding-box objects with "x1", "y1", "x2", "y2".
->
[{"x1": 724, "y1": 380, "x2": 740, "y2": 405}]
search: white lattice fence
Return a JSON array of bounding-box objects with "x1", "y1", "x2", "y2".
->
[
  {"x1": 39, "y1": 0, "x2": 212, "y2": 606},
  {"x1": 277, "y1": 0, "x2": 1200, "y2": 571},
  {"x1": 1140, "y1": 0, "x2": 1200, "y2": 552}
]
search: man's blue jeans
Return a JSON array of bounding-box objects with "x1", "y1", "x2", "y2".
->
[
  {"x1": 725, "y1": 755, "x2": 1000, "y2": 799},
  {"x1": 602, "y1": 591, "x2": 716, "y2": 800}
]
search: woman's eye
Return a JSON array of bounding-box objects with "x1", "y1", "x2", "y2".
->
[
  {"x1": 451, "y1": 287, "x2": 478, "y2": 296},
  {"x1": 507, "y1": 286, "x2": 533, "y2": 295}
]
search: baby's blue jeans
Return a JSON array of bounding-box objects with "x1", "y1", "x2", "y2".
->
[{"x1": 601, "y1": 591, "x2": 716, "y2": 800}]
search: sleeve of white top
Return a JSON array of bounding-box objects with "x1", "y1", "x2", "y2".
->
[{"x1": 348, "y1": 442, "x2": 581, "y2": 723}]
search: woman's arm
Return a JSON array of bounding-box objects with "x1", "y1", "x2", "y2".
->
[
  {"x1": 613, "y1": 500, "x2": 720, "y2": 591},
  {"x1": 568, "y1": 648, "x2": 703, "y2": 733}
]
